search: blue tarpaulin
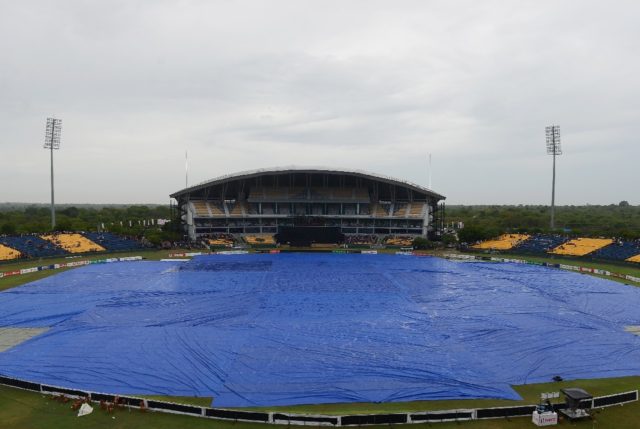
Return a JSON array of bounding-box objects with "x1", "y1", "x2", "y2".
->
[{"x1": 0, "y1": 253, "x2": 639, "y2": 407}]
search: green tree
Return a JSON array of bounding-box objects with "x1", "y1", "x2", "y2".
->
[{"x1": 1, "y1": 223, "x2": 17, "y2": 235}]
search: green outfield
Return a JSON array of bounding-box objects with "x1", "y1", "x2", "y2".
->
[{"x1": 1, "y1": 376, "x2": 639, "y2": 429}]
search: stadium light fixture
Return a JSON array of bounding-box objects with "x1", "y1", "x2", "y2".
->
[
  {"x1": 545, "y1": 125, "x2": 561, "y2": 229},
  {"x1": 44, "y1": 117, "x2": 62, "y2": 230}
]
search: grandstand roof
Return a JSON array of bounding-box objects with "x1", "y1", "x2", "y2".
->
[{"x1": 170, "y1": 166, "x2": 446, "y2": 200}]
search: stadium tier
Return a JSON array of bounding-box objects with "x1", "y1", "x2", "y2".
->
[
  {"x1": 510, "y1": 234, "x2": 569, "y2": 254},
  {"x1": 171, "y1": 167, "x2": 446, "y2": 242},
  {"x1": 207, "y1": 234, "x2": 235, "y2": 247},
  {"x1": 82, "y1": 232, "x2": 145, "y2": 252},
  {"x1": 627, "y1": 254, "x2": 640, "y2": 263},
  {"x1": 591, "y1": 240, "x2": 640, "y2": 262},
  {"x1": 384, "y1": 235, "x2": 414, "y2": 247},
  {"x1": 0, "y1": 233, "x2": 143, "y2": 261},
  {"x1": 41, "y1": 233, "x2": 106, "y2": 253},
  {"x1": 243, "y1": 234, "x2": 276, "y2": 245},
  {"x1": 472, "y1": 234, "x2": 530, "y2": 250},
  {"x1": 0, "y1": 235, "x2": 67, "y2": 259},
  {"x1": 0, "y1": 244, "x2": 21, "y2": 261},
  {"x1": 345, "y1": 234, "x2": 378, "y2": 246},
  {"x1": 550, "y1": 238, "x2": 614, "y2": 257}
]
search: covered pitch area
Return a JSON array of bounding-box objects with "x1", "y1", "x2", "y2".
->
[{"x1": 0, "y1": 253, "x2": 639, "y2": 408}]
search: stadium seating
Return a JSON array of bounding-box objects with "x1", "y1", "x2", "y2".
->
[
  {"x1": 331, "y1": 188, "x2": 353, "y2": 199},
  {"x1": 0, "y1": 244, "x2": 21, "y2": 261},
  {"x1": 472, "y1": 234, "x2": 530, "y2": 250},
  {"x1": 243, "y1": 234, "x2": 276, "y2": 245},
  {"x1": 627, "y1": 254, "x2": 640, "y2": 263},
  {"x1": 190, "y1": 200, "x2": 228, "y2": 217},
  {"x1": 191, "y1": 201, "x2": 210, "y2": 216},
  {"x1": 82, "y1": 232, "x2": 144, "y2": 252},
  {"x1": 228, "y1": 202, "x2": 246, "y2": 216},
  {"x1": 208, "y1": 202, "x2": 225, "y2": 216},
  {"x1": 384, "y1": 236, "x2": 414, "y2": 247},
  {"x1": 393, "y1": 204, "x2": 408, "y2": 217},
  {"x1": 41, "y1": 233, "x2": 106, "y2": 253},
  {"x1": 250, "y1": 187, "x2": 369, "y2": 201},
  {"x1": 510, "y1": 234, "x2": 569, "y2": 254},
  {"x1": 591, "y1": 240, "x2": 640, "y2": 261},
  {"x1": 345, "y1": 234, "x2": 378, "y2": 246},
  {"x1": 0, "y1": 235, "x2": 67, "y2": 258},
  {"x1": 373, "y1": 204, "x2": 389, "y2": 217},
  {"x1": 550, "y1": 238, "x2": 614, "y2": 257},
  {"x1": 354, "y1": 188, "x2": 370, "y2": 200},
  {"x1": 207, "y1": 233, "x2": 235, "y2": 247},
  {"x1": 407, "y1": 203, "x2": 426, "y2": 218}
]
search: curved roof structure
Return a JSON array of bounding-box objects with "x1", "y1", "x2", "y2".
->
[{"x1": 170, "y1": 166, "x2": 445, "y2": 200}]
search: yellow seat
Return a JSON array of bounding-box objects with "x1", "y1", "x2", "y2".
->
[
  {"x1": 472, "y1": 234, "x2": 530, "y2": 250},
  {"x1": 407, "y1": 203, "x2": 426, "y2": 218},
  {"x1": 0, "y1": 244, "x2": 21, "y2": 261},
  {"x1": 244, "y1": 235, "x2": 276, "y2": 245},
  {"x1": 385, "y1": 236, "x2": 414, "y2": 246},
  {"x1": 41, "y1": 233, "x2": 105, "y2": 253},
  {"x1": 626, "y1": 254, "x2": 640, "y2": 263},
  {"x1": 208, "y1": 237, "x2": 233, "y2": 247},
  {"x1": 191, "y1": 201, "x2": 210, "y2": 216},
  {"x1": 550, "y1": 238, "x2": 614, "y2": 256}
]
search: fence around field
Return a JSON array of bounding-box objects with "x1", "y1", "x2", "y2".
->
[
  {"x1": 0, "y1": 374, "x2": 636, "y2": 425},
  {"x1": 443, "y1": 253, "x2": 640, "y2": 284},
  {"x1": 0, "y1": 256, "x2": 143, "y2": 279}
]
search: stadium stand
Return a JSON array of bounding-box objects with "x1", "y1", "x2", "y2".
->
[
  {"x1": 407, "y1": 203, "x2": 426, "y2": 218},
  {"x1": 173, "y1": 168, "x2": 445, "y2": 239},
  {"x1": 374, "y1": 204, "x2": 390, "y2": 217},
  {"x1": 345, "y1": 234, "x2": 378, "y2": 246},
  {"x1": 207, "y1": 233, "x2": 235, "y2": 247},
  {"x1": 384, "y1": 235, "x2": 414, "y2": 247},
  {"x1": 472, "y1": 234, "x2": 530, "y2": 250},
  {"x1": 393, "y1": 203, "x2": 409, "y2": 217},
  {"x1": 0, "y1": 235, "x2": 67, "y2": 258},
  {"x1": 208, "y1": 202, "x2": 225, "y2": 216},
  {"x1": 191, "y1": 201, "x2": 210, "y2": 217},
  {"x1": 190, "y1": 200, "x2": 228, "y2": 217},
  {"x1": 228, "y1": 202, "x2": 246, "y2": 216},
  {"x1": 591, "y1": 240, "x2": 640, "y2": 262},
  {"x1": 627, "y1": 254, "x2": 640, "y2": 263},
  {"x1": 0, "y1": 244, "x2": 21, "y2": 261},
  {"x1": 510, "y1": 234, "x2": 569, "y2": 254},
  {"x1": 243, "y1": 234, "x2": 276, "y2": 245},
  {"x1": 41, "y1": 233, "x2": 105, "y2": 254},
  {"x1": 550, "y1": 238, "x2": 614, "y2": 257},
  {"x1": 82, "y1": 232, "x2": 144, "y2": 252}
]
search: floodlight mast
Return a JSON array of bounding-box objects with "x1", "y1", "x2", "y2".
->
[
  {"x1": 44, "y1": 118, "x2": 62, "y2": 230},
  {"x1": 546, "y1": 125, "x2": 561, "y2": 229}
]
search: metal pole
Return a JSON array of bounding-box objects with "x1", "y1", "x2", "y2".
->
[
  {"x1": 550, "y1": 141, "x2": 556, "y2": 230},
  {"x1": 50, "y1": 140, "x2": 56, "y2": 230}
]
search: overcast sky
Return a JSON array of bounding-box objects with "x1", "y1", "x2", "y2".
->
[{"x1": 1, "y1": 1, "x2": 638, "y2": 205}]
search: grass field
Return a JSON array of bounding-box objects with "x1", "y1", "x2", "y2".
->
[
  {"x1": 1, "y1": 248, "x2": 639, "y2": 427},
  {"x1": 1, "y1": 376, "x2": 639, "y2": 429}
]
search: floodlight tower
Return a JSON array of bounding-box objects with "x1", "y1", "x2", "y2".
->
[
  {"x1": 546, "y1": 125, "x2": 561, "y2": 229},
  {"x1": 44, "y1": 117, "x2": 62, "y2": 230}
]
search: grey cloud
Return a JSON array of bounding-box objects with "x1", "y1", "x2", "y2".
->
[{"x1": 1, "y1": 0, "x2": 638, "y2": 204}]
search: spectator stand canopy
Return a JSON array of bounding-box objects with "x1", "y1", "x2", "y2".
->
[{"x1": 170, "y1": 167, "x2": 446, "y2": 242}]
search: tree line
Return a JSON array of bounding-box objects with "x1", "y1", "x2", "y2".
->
[
  {"x1": 0, "y1": 204, "x2": 180, "y2": 245},
  {"x1": 2, "y1": 203, "x2": 638, "y2": 245},
  {"x1": 448, "y1": 203, "x2": 640, "y2": 243}
]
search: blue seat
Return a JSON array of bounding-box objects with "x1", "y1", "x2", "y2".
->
[{"x1": 0, "y1": 236, "x2": 67, "y2": 258}]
